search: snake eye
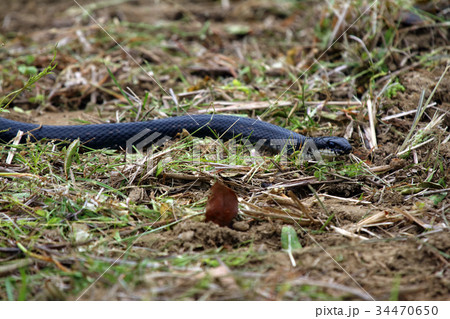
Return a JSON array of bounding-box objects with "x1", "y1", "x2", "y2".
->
[{"x1": 327, "y1": 140, "x2": 345, "y2": 154}]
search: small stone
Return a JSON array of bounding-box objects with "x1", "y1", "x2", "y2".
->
[
  {"x1": 232, "y1": 221, "x2": 250, "y2": 231},
  {"x1": 178, "y1": 230, "x2": 195, "y2": 241},
  {"x1": 128, "y1": 188, "x2": 142, "y2": 202}
]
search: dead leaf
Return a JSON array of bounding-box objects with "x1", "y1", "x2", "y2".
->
[{"x1": 205, "y1": 181, "x2": 238, "y2": 227}]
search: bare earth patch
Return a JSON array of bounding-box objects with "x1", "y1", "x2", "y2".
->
[{"x1": 0, "y1": 0, "x2": 448, "y2": 301}]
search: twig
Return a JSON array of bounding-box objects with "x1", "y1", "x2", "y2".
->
[
  {"x1": 367, "y1": 99, "x2": 378, "y2": 149},
  {"x1": 381, "y1": 103, "x2": 436, "y2": 121},
  {"x1": 320, "y1": 194, "x2": 372, "y2": 205},
  {"x1": 397, "y1": 137, "x2": 435, "y2": 156},
  {"x1": 331, "y1": 225, "x2": 369, "y2": 240}
]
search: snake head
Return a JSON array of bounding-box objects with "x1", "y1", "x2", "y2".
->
[{"x1": 314, "y1": 136, "x2": 352, "y2": 155}]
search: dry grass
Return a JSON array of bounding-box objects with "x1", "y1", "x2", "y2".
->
[{"x1": 0, "y1": 0, "x2": 449, "y2": 300}]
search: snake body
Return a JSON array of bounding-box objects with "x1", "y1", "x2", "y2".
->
[{"x1": 0, "y1": 115, "x2": 352, "y2": 154}]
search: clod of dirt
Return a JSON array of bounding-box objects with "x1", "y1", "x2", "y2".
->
[
  {"x1": 173, "y1": 220, "x2": 251, "y2": 250},
  {"x1": 134, "y1": 219, "x2": 288, "y2": 254}
]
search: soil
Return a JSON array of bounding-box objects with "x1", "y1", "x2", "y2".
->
[{"x1": 0, "y1": 0, "x2": 448, "y2": 301}]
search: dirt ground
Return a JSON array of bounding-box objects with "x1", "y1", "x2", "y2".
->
[{"x1": 0, "y1": 0, "x2": 449, "y2": 301}]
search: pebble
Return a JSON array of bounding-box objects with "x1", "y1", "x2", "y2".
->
[{"x1": 232, "y1": 221, "x2": 250, "y2": 231}]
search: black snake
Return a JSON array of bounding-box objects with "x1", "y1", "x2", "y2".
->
[{"x1": 0, "y1": 114, "x2": 352, "y2": 155}]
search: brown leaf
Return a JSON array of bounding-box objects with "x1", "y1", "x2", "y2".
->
[{"x1": 205, "y1": 181, "x2": 238, "y2": 227}]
